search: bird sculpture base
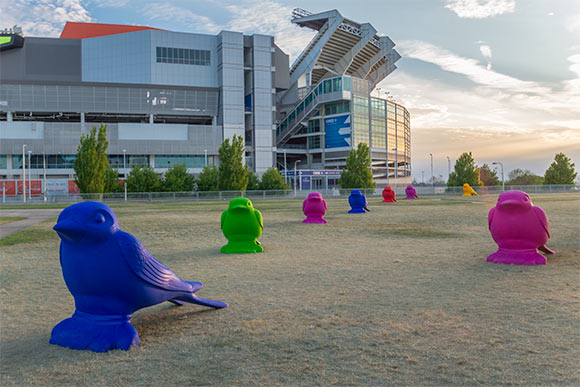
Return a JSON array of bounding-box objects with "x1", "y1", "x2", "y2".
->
[
  {"x1": 303, "y1": 217, "x2": 327, "y2": 224},
  {"x1": 50, "y1": 311, "x2": 139, "y2": 352},
  {"x1": 404, "y1": 196, "x2": 417, "y2": 200},
  {"x1": 220, "y1": 241, "x2": 263, "y2": 254},
  {"x1": 348, "y1": 209, "x2": 366, "y2": 214},
  {"x1": 487, "y1": 248, "x2": 547, "y2": 266},
  {"x1": 382, "y1": 199, "x2": 395, "y2": 203}
]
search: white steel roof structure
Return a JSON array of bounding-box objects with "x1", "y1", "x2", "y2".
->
[{"x1": 289, "y1": 8, "x2": 401, "y2": 90}]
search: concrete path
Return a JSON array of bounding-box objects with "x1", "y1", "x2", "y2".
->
[{"x1": 0, "y1": 209, "x2": 61, "y2": 239}]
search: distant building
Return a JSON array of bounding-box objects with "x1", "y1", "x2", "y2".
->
[{"x1": 0, "y1": 9, "x2": 410, "y2": 193}]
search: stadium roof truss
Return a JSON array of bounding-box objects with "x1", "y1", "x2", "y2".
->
[{"x1": 290, "y1": 9, "x2": 401, "y2": 90}]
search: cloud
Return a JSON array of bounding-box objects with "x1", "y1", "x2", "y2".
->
[
  {"x1": 397, "y1": 40, "x2": 549, "y2": 94},
  {"x1": 0, "y1": 0, "x2": 93, "y2": 37},
  {"x1": 479, "y1": 44, "x2": 492, "y2": 70},
  {"x1": 90, "y1": 0, "x2": 129, "y2": 7},
  {"x1": 223, "y1": 0, "x2": 315, "y2": 62},
  {"x1": 142, "y1": 3, "x2": 221, "y2": 33},
  {"x1": 444, "y1": 0, "x2": 516, "y2": 19},
  {"x1": 566, "y1": 13, "x2": 580, "y2": 32},
  {"x1": 139, "y1": 1, "x2": 314, "y2": 61}
]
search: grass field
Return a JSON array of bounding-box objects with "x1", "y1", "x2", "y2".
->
[{"x1": 1, "y1": 194, "x2": 579, "y2": 385}]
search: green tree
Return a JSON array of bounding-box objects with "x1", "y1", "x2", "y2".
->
[
  {"x1": 196, "y1": 166, "x2": 220, "y2": 191},
  {"x1": 218, "y1": 134, "x2": 248, "y2": 191},
  {"x1": 74, "y1": 124, "x2": 109, "y2": 193},
  {"x1": 506, "y1": 169, "x2": 544, "y2": 185},
  {"x1": 163, "y1": 163, "x2": 195, "y2": 192},
  {"x1": 479, "y1": 163, "x2": 500, "y2": 186},
  {"x1": 544, "y1": 153, "x2": 577, "y2": 184},
  {"x1": 338, "y1": 143, "x2": 376, "y2": 189},
  {"x1": 246, "y1": 171, "x2": 260, "y2": 191},
  {"x1": 126, "y1": 165, "x2": 161, "y2": 192},
  {"x1": 259, "y1": 168, "x2": 290, "y2": 190},
  {"x1": 104, "y1": 165, "x2": 122, "y2": 193},
  {"x1": 447, "y1": 152, "x2": 481, "y2": 187}
]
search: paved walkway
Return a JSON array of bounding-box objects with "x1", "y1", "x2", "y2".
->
[{"x1": 0, "y1": 209, "x2": 61, "y2": 239}]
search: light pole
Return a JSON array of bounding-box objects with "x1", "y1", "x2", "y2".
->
[
  {"x1": 446, "y1": 156, "x2": 451, "y2": 180},
  {"x1": 28, "y1": 150, "x2": 32, "y2": 200},
  {"x1": 22, "y1": 144, "x2": 26, "y2": 203},
  {"x1": 421, "y1": 171, "x2": 424, "y2": 184},
  {"x1": 122, "y1": 149, "x2": 127, "y2": 176},
  {"x1": 43, "y1": 151, "x2": 47, "y2": 202},
  {"x1": 293, "y1": 159, "x2": 301, "y2": 197},
  {"x1": 492, "y1": 161, "x2": 504, "y2": 191},
  {"x1": 392, "y1": 147, "x2": 397, "y2": 186},
  {"x1": 204, "y1": 149, "x2": 208, "y2": 167},
  {"x1": 284, "y1": 150, "x2": 288, "y2": 185},
  {"x1": 430, "y1": 153, "x2": 434, "y2": 189}
]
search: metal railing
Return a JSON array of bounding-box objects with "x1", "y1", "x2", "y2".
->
[{"x1": 1, "y1": 185, "x2": 578, "y2": 205}]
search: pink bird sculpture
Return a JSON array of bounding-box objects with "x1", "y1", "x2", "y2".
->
[
  {"x1": 405, "y1": 185, "x2": 418, "y2": 199},
  {"x1": 302, "y1": 192, "x2": 327, "y2": 224},
  {"x1": 382, "y1": 186, "x2": 397, "y2": 203},
  {"x1": 487, "y1": 190, "x2": 555, "y2": 265}
]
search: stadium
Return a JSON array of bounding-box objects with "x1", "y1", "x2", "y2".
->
[{"x1": 0, "y1": 8, "x2": 410, "y2": 195}]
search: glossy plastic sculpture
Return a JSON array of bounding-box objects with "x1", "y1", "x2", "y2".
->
[
  {"x1": 221, "y1": 198, "x2": 263, "y2": 253},
  {"x1": 405, "y1": 185, "x2": 418, "y2": 199},
  {"x1": 50, "y1": 201, "x2": 228, "y2": 352},
  {"x1": 382, "y1": 186, "x2": 397, "y2": 203},
  {"x1": 348, "y1": 190, "x2": 369, "y2": 213},
  {"x1": 462, "y1": 183, "x2": 478, "y2": 196},
  {"x1": 487, "y1": 190, "x2": 555, "y2": 265},
  {"x1": 303, "y1": 192, "x2": 328, "y2": 223}
]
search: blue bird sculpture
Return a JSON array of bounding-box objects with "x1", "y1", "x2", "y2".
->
[
  {"x1": 348, "y1": 190, "x2": 369, "y2": 213},
  {"x1": 50, "y1": 201, "x2": 227, "y2": 352}
]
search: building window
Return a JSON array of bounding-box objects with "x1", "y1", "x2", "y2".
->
[
  {"x1": 155, "y1": 155, "x2": 215, "y2": 168},
  {"x1": 12, "y1": 154, "x2": 76, "y2": 169},
  {"x1": 324, "y1": 101, "x2": 350, "y2": 116},
  {"x1": 156, "y1": 47, "x2": 211, "y2": 66},
  {"x1": 108, "y1": 155, "x2": 150, "y2": 168},
  {"x1": 308, "y1": 135, "x2": 321, "y2": 149},
  {"x1": 0, "y1": 155, "x2": 6, "y2": 169}
]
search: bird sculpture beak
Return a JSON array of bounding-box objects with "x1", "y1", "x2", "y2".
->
[
  {"x1": 498, "y1": 199, "x2": 520, "y2": 208},
  {"x1": 53, "y1": 219, "x2": 85, "y2": 241},
  {"x1": 230, "y1": 204, "x2": 249, "y2": 211}
]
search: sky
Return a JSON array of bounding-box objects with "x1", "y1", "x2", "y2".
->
[{"x1": 2, "y1": 0, "x2": 580, "y2": 181}]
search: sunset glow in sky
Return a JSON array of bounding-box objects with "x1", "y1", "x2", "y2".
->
[{"x1": 3, "y1": 0, "x2": 579, "y2": 180}]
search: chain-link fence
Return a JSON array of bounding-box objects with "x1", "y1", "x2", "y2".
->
[{"x1": 1, "y1": 184, "x2": 578, "y2": 205}]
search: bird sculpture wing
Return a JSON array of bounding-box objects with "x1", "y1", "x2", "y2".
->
[
  {"x1": 220, "y1": 210, "x2": 227, "y2": 231},
  {"x1": 532, "y1": 206, "x2": 550, "y2": 237},
  {"x1": 115, "y1": 230, "x2": 193, "y2": 292},
  {"x1": 254, "y1": 209, "x2": 263, "y2": 231},
  {"x1": 487, "y1": 206, "x2": 496, "y2": 231}
]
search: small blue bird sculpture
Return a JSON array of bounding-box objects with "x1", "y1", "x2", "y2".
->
[
  {"x1": 50, "y1": 201, "x2": 227, "y2": 352},
  {"x1": 348, "y1": 190, "x2": 370, "y2": 213}
]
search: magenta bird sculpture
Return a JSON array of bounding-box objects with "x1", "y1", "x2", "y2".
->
[
  {"x1": 302, "y1": 192, "x2": 327, "y2": 223},
  {"x1": 405, "y1": 185, "x2": 418, "y2": 199},
  {"x1": 487, "y1": 190, "x2": 555, "y2": 265}
]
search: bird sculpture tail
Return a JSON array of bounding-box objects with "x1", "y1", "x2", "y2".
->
[
  {"x1": 538, "y1": 245, "x2": 555, "y2": 254},
  {"x1": 170, "y1": 280, "x2": 228, "y2": 309}
]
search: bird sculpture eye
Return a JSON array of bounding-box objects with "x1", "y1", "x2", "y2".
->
[
  {"x1": 523, "y1": 196, "x2": 529, "y2": 201},
  {"x1": 95, "y1": 214, "x2": 105, "y2": 224}
]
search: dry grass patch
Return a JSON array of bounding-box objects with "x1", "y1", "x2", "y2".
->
[{"x1": 0, "y1": 193, "x2": 579, "y2": 385}]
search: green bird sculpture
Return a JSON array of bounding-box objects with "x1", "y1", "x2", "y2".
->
[{"x1": 220, "y1": 198, "x2": 263, "y2": 253}]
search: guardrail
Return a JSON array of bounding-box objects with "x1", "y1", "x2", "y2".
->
[{"x1": 1, "y1": 185, "x2": 578, "y2": 205}]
